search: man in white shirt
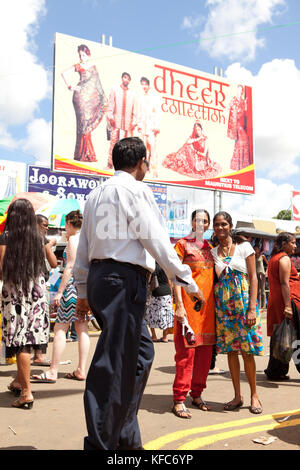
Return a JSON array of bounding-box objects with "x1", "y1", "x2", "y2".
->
[{"x1": 73, "y1": 137, "x2": 204, "y2": 450}]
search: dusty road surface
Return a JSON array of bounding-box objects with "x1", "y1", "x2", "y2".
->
[{"x1": 1, "y1": 312, "x2": 300, "y2": 452}]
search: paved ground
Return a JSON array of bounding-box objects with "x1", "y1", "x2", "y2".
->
[{"x1": 0, "y1": 312, "x2": 300, "y2": 451}]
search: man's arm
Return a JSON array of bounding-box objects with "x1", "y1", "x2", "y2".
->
[{"x1": 126, "y1": 188, "x2": 202, "y2": 300}]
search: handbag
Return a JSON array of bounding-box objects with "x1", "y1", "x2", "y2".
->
[
  {"x1": 149, "y1": 273, "x2": 159, "y2": 292},
  {"x1": 272, "y1": 317, "x2": 297, "y2": 364}
]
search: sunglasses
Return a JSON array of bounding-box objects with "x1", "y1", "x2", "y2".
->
[{"x1": 143, "y1": 158, "x2": 150, "y2": 168}]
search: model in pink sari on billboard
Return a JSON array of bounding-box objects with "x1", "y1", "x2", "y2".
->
[
  {"x1": 162, "y1": 121, "x2": 221, "y2": 179},
  {"x1": 62, "y1": 44, "x2": 107, "y2": 162},
  {"x1": 227, "y1": 85, "x2": 251, "y2": 171}
]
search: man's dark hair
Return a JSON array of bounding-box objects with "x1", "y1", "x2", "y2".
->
[
  {"x1": 112, "y1": 137, "x2": 146, "y2": 170},
  {"x1": 140, "y1": 77, "x2": 150, "y2": 86},
  {"x1": 121, "y1": 72, "x2": 131, "y2": 80}
]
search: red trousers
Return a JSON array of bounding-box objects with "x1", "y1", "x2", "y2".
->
[{"x1": 173, "y1": 328, "x2": 213, "y2": 402}]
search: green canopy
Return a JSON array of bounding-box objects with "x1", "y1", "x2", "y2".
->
[{"x1": 0, "y1": 197, "x2": 13, "y2": 216}]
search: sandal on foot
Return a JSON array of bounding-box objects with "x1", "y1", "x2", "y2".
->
[
  {"x1": 191, "y1": 398, "x2": 211, "y2": 411},
  {"x1": 7, "y1": 384, "x2": 22, "y2": 396},
  {"x1": 249, "y1": 400, "x2": 263, "y2": 414},
  {"x1": 11, "y1": 397, "x2": 34, "y2": 409},
  {"x1": 64, "y1": 371, "x2": 85, "y2": 381},
  {"x1": 30, "y1": 372, "x2": 56, "y2": 383},
  {"x1": 172, "y1": 402, "x2": 192, "y2": 419},
  {"x1": 224, "y1": 399, "x2": 243, "y2": 411}
]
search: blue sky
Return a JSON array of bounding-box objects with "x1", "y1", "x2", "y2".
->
[{"x1": 1, "y1": 0, "x2": 300, "y2": 221}]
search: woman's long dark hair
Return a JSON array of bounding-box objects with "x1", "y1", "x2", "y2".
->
[
  {"x1": 3, "y1": 199, "x2": 45, "y2": 294},
  {"x1": 271, "y1": 232, "x2": 294, "y2": 256}
]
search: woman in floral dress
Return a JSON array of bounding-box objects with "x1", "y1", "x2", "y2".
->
[
  {"x1": 1, "y1": 199, "x2": 49, "y2": 409},
  {"x1": 211, "y1": 211, "x2": 263, "y2": 414}
]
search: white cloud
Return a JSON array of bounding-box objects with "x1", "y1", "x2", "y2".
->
[
  {"x1": 0, "y1": 0, "x2": 50, "y2": 162},
  {"x1": 222, "y1": 178, "x2": 293, "y2": 220},
  {"x1": 23, "y1": 119, "x2": 52, "y2": 165},
  {"x1": 225, "y1": 59, "x2": 300, "y2": 180},
  {"x1": 184, "y1": 0, "x2": 286, "y2": 62}
]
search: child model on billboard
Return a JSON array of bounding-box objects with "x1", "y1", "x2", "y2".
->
[
  {"x1": 162, "y1": 121, "x2": 221, "y2": 179},
  {"x1": 106, "y1": 72, "x2": 137, "y2": 169},
  {"x1": 61, "y1": 44, "x2": 107, "y2": 163},
  {"x1": 137, "y1": 77, "x2": 161, "y2": 178},
  {"x1": 227, "y1": 84, "x2": 251, "y2": 171}
]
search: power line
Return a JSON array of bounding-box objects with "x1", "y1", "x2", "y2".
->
[{"x1": 0, "y1": 20, "x2": 299, "y2": 79}]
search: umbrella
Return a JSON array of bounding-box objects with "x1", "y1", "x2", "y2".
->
[
  {"x1": 9, "y1": 192, "x2": 57, "y2": 212},
  {"x1": 37, "y1": 198, "x2": 85, "y2": 227},
  {"x1": 0, "y1": 197, "x2": 13, "y2": 216},
  {"x1": 0, "y1": 192, "x2": 57, "y2": 234}
]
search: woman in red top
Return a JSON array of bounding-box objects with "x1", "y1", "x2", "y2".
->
[{"x1": 264, "y1": 232, "x2": 300, "y2": 380}]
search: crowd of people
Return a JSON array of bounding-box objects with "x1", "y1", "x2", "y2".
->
[{"x1": 1, "y1": 136, "x2": 300, "y2": 449}]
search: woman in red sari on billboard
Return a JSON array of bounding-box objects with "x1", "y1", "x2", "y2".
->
[
  {"x1": 163, "y1": 121, "x2": 221, "y2": 179},
  {"x1": 61, "y1": 44, "x2": 107, "y2": 162},
  {"x1": 227, "y1": 85, "x2": 251, "y2": 171}
]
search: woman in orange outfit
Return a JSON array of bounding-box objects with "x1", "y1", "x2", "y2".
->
[{"x1": 172, "y1": 209, "x2": 216, "y2": 419}]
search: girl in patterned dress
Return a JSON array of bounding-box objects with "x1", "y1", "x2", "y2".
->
[
  {"x1": 32, "y1": 210, "x2": 91, "y2": 383},
  {"x1": 211, "y1": 212, "x2": 263, "y2": 414},
  {"x1": 1, "y1": 199, "x2": 49, "y2": 409}
]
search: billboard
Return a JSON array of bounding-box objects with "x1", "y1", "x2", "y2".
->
[
  {"x1": 52, "y1": 32, "x2": 255, "y2": 194},
  {"x1": 0, "y1": 160, "x2": 26, "y2": 198},
  {"x1": 27, "y1": 165, "x2": 101, "y2": 200},
  {"x1": 28, "y1": 165, "x2": 168, "y2": 219},
  {"x1": 292, "y1": 191, "x2": 300, "y2": 221}
]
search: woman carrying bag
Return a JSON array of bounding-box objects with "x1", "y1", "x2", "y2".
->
[{"x1": 264, "y1": 232, "x2": 300, "y2": 380}]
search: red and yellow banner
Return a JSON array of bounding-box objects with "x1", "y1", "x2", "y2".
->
[{"x1": 52, "y1": 33, "x2": 255, "y2": 194}]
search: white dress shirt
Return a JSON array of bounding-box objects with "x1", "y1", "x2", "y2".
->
[{"x1": 73, "y1": 171, "x2": 198, "y2": 298}]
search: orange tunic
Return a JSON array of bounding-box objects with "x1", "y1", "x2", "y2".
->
[
  {"x1": 174, "y1": 237, "x2": 216, "y2": 348},
  {"x1": 267, "y1": 252, "x2": 300, "y2": 336}
]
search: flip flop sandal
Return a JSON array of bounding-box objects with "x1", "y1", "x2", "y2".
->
[
  {"x1": 249, "y1": 401, "x2": 263, "y2": 414},
  {"x1": 30, "y1": 372, "x2": 56, "y2": 383},
  {"x1": 64, "y1": 371, "x2": 85, "y2": 381},
  {"x1": 172, "y1": 402, "x2": 192, "y2": 419},
  {"x1": 191, "y1": 399, "x2": 211, "y2": 411},
  {"x1": 224, "y1": 399, "x2": 244, "y2": 411},
  {"x1": 7, "y1": 385, "x2": 22, "y2": 396}
]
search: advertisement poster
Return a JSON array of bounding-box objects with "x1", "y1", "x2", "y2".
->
[
  {"x1": 28, "y1": 166, "x2": 168, "y2": 222},
  {"x1": 28, "y1": 165, "x2": 101, "y2": 200},
  {"x1": 292, "y1": 191, "x2": 300, "y2": 221},
  {"x1": 52, "y1": 32, "x2": 254, "y2": 194},
  {"x1": 0, "y1": 160, "x2": 26, "y2": 198},
  {"x1": 147, "y1": 183, "x2": 167, "y2": 219}
]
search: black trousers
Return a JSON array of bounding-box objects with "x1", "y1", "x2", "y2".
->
[{"x1": 84, "y1": 261, "x2": 154, "y2": 450}]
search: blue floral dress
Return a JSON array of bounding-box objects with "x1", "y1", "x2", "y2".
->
[{"x1": 212, "y1": 245, "x2": 263, "y2": 356}]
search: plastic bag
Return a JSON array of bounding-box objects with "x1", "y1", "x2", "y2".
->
[
  {"x1": 272, "y1": 318, "x2": 297, "y2": 364},
  {"x1": 182, "y1": 317, "x2": 196, "y2": 346}
]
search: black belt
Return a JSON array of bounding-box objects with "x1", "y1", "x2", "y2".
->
[{"x1": 91, "y1": 258, "x2": 151, "y2": 279}]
